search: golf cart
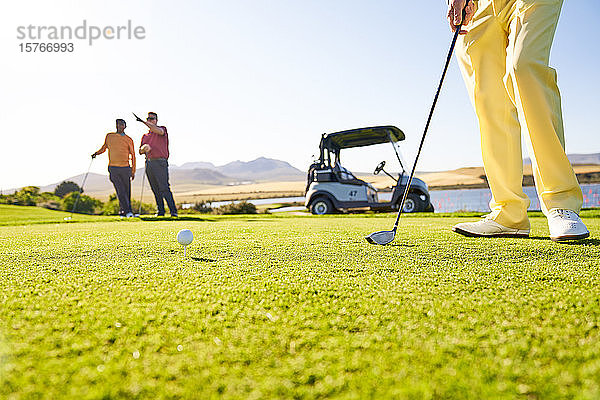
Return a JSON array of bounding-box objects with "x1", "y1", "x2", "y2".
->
[{"x1": 305, "y1": 126, "x2": 433, "y2": 215}]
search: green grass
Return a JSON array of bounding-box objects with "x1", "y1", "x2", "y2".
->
[
  {"x1": 0, "y1": 204, "x2": 120, "y2": 226},
  {"x1": 1, "y1": 205, "x2": 599, "y2": 399}
]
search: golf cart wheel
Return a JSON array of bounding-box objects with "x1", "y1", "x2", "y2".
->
[
  {"x1": 310, "y1": 198, "x2": 334, "y2": 215},
  {"x1": 402, "y1": 193, "x2": 424, "y2": 213}
]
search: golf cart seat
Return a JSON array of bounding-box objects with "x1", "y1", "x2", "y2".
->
[{"x1": 332, "y1": 163, "x2": 366, "y2": 186}]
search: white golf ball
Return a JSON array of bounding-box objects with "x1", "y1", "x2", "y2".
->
[{"x1": 177, "y1": 229, "x2": 193, "y2": 246}]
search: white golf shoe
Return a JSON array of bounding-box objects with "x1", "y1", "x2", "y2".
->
[
  {"x1": 547, "y1": 209, "x2": 590, "y2": 242},
  {"x1": 452, "y1": 217, "x2": 530, "y2": 238}
]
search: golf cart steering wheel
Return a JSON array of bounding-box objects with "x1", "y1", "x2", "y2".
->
[{"x1": 374, "y1": 161, "x2": 386, "y2": 175}]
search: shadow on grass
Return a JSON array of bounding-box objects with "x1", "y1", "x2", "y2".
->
[
  {"x1": 527, "y1": 236, "x2": 552, "y2": 241},
  {"x1": 558, "y1": 238, "x2": 600, "y2": 246},
  {"x1": 191, "y1": 257, "x2": 217, "y2": 262},
  {"x1": 380, "y1": 243, "x2": 418, "y2": 248},
  {"x1": 138, "y1": 215, "x2": 277, "y2": 222},
  {"x1": 166, "y1": 249, "x2": 216, "y2": 261},
  {"x1": 140, "y1": 216, "x2": 216, "y2": 222},
  {"x1": 507, "y1": 236, "x2": 598, "y2": 246}
]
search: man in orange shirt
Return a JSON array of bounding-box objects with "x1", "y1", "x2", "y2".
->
[{"x1": 92, "y1": 119, "x2": 136, "y2": 217}]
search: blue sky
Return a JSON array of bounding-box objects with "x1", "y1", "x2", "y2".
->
[{"x1": 1, "y1": 0, "x2": 599, "y2": 189}]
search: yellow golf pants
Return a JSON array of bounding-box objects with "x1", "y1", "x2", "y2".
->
[{"x1": 456, "y1": 0, "x2": 583, "y2": 229}]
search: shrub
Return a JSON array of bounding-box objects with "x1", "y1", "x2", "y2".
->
[
  {"x1": 99, "y1": 194, "x2": 155, "y2": 215},
  {"x1": 39, "y1": 200, "x2": 62, "y2": 210},
  {"x1": 131, "y1": 200, "x2": 156, "y2": 215},
  {"x1": 0, "y1": 194, "x2": 11, "y2": 205},
  {"x1": 12, "y1": 186, "x2": 41, "y2": 206},
  {"x1": 54, "y1": 181, "x2": 82, "y2": 198},
  {"x1": 213, "y1": 201, "x2": 257, "y2": 215},
  {"x1": 193, "y1": 201, "x2": 213, "y2": 213},
  {"x1": 61, "y1": 192, "x2": 102, "y2": 214},
  {"x1": 40, "y1": 192, "x2": 60, "y2": 200},
  {"x1": 101, "y1": 195, "x2": 121, "y2": 215},
  {"x1": 0, "y1": 189, "x2": 60, "y2": 207}
]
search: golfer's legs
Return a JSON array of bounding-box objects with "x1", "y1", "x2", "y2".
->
[
  {"x1": 146, "y1": 161, "x2": 165, "y2": 214},
  {"x1": 122, "y1": 168, "x2": 132, "y2": 214},
  {"x1": 456, "y1": 0, "x2": 530, "y2": 229},
  {"x1": 109, "y1": 167, "x2": 123, "y2": 215},
  {"x1": 506, "y1": 0, "x2": 583, "y2": 214},
  {"x1": 109, "y1": 167, "x2": 132, "y2": 215},
  {"x1": 154, "y1": 160, "x2": 177, "y2": 215}
]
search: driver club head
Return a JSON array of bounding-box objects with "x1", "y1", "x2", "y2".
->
[{"x1": 365, "y1": 230, "x2": 396, "y2": 245}]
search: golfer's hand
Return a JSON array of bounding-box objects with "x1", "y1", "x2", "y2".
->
[
  {"x1": 91, "y1": 153, "x2": 97, "y2": 159},
  {"x1": 140, "y1": 144, "x2": 151, "y2": 155},
  {"x1": 448, "y1": 0, "x2": 475, "y2": 34},
  {"x1": 131, "y1": 172, "x2": 135, "y2": 180}
]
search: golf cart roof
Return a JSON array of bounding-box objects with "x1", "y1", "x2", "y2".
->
[{"x1": 322, "y1": 126, "x2": 405, "y2": 151}]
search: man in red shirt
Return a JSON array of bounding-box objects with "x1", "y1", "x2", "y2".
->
[
  {"x1": 92, "y1": 119, "x2": 136, "y2": 217},
  {"x1": 137, "y1": 112, "x2": 178, "y2": 217}
]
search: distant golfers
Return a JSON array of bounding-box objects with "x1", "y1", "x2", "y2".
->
[
  {"x1": 137, "y1": 112, "x2": 178, "y2": 217},
  {"x1": 92, "y1": 119, "x2": 136, "y2": 217},
  {"x1": 447, "y1": 0, "x2": 589, "y2": 241}
]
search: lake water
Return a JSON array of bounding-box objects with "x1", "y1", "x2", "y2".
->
[
  {"x1": 427, "y1": 183, "x2": 600, "y2": 213},
  {"x1": 378, "y1": 183, "x2": 600, "y2": 212},
  {"x1": 203, "y1": 184, "x2": 600, "y2": 213}
]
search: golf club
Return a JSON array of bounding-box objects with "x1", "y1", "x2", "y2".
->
[
  {"x1": 64, "y1": 157, "x2": 94, "y2": 221},
  {"x1": 133, "y1": 111, "x2": 147, "y2": 216},
  {"x1": 366, "y1": 1, "x2": 469, "y2": 245},
  {"x1": 136, "y1": 159, "x2": 147, "y2": 216},
  {"x1": 133, "y1": 112, "x2": 144, "y2": 124}
]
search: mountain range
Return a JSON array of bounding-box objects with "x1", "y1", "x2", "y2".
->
[
  {"x1": 174, "y1": 157, "x2": 304, "y2": 181},
  {"x1": 22, "y1": 157, "x2": 305, "y2": 199},
  {"x1": 524, "y1": 153, "x2": 600, "y2": 165}
]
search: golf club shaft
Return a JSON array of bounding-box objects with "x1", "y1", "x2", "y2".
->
[
  {"x1": 138, "y1": 159, "x2": 146, "y2": 215},
  {"x1": 393, "y1": 16, "x2": 466, "y2": 231},
  {"x1": 70, "y1": 157, "x2": 94, "y2": 216}
]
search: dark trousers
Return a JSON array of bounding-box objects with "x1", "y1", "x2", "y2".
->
[
  {"x1": 145, "y1": 158, "x2": 177, "y2": 215},
  {"x1": 108, "y1": 166, "x2": 132, "y2": 215}
]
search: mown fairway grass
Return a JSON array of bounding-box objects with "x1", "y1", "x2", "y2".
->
[
  {"x1": 0, "y1": 205, "x2": 120, "y2": 226},
  {"x1": 1, "y1": 205, "x2": 599, "y2": 399}
]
